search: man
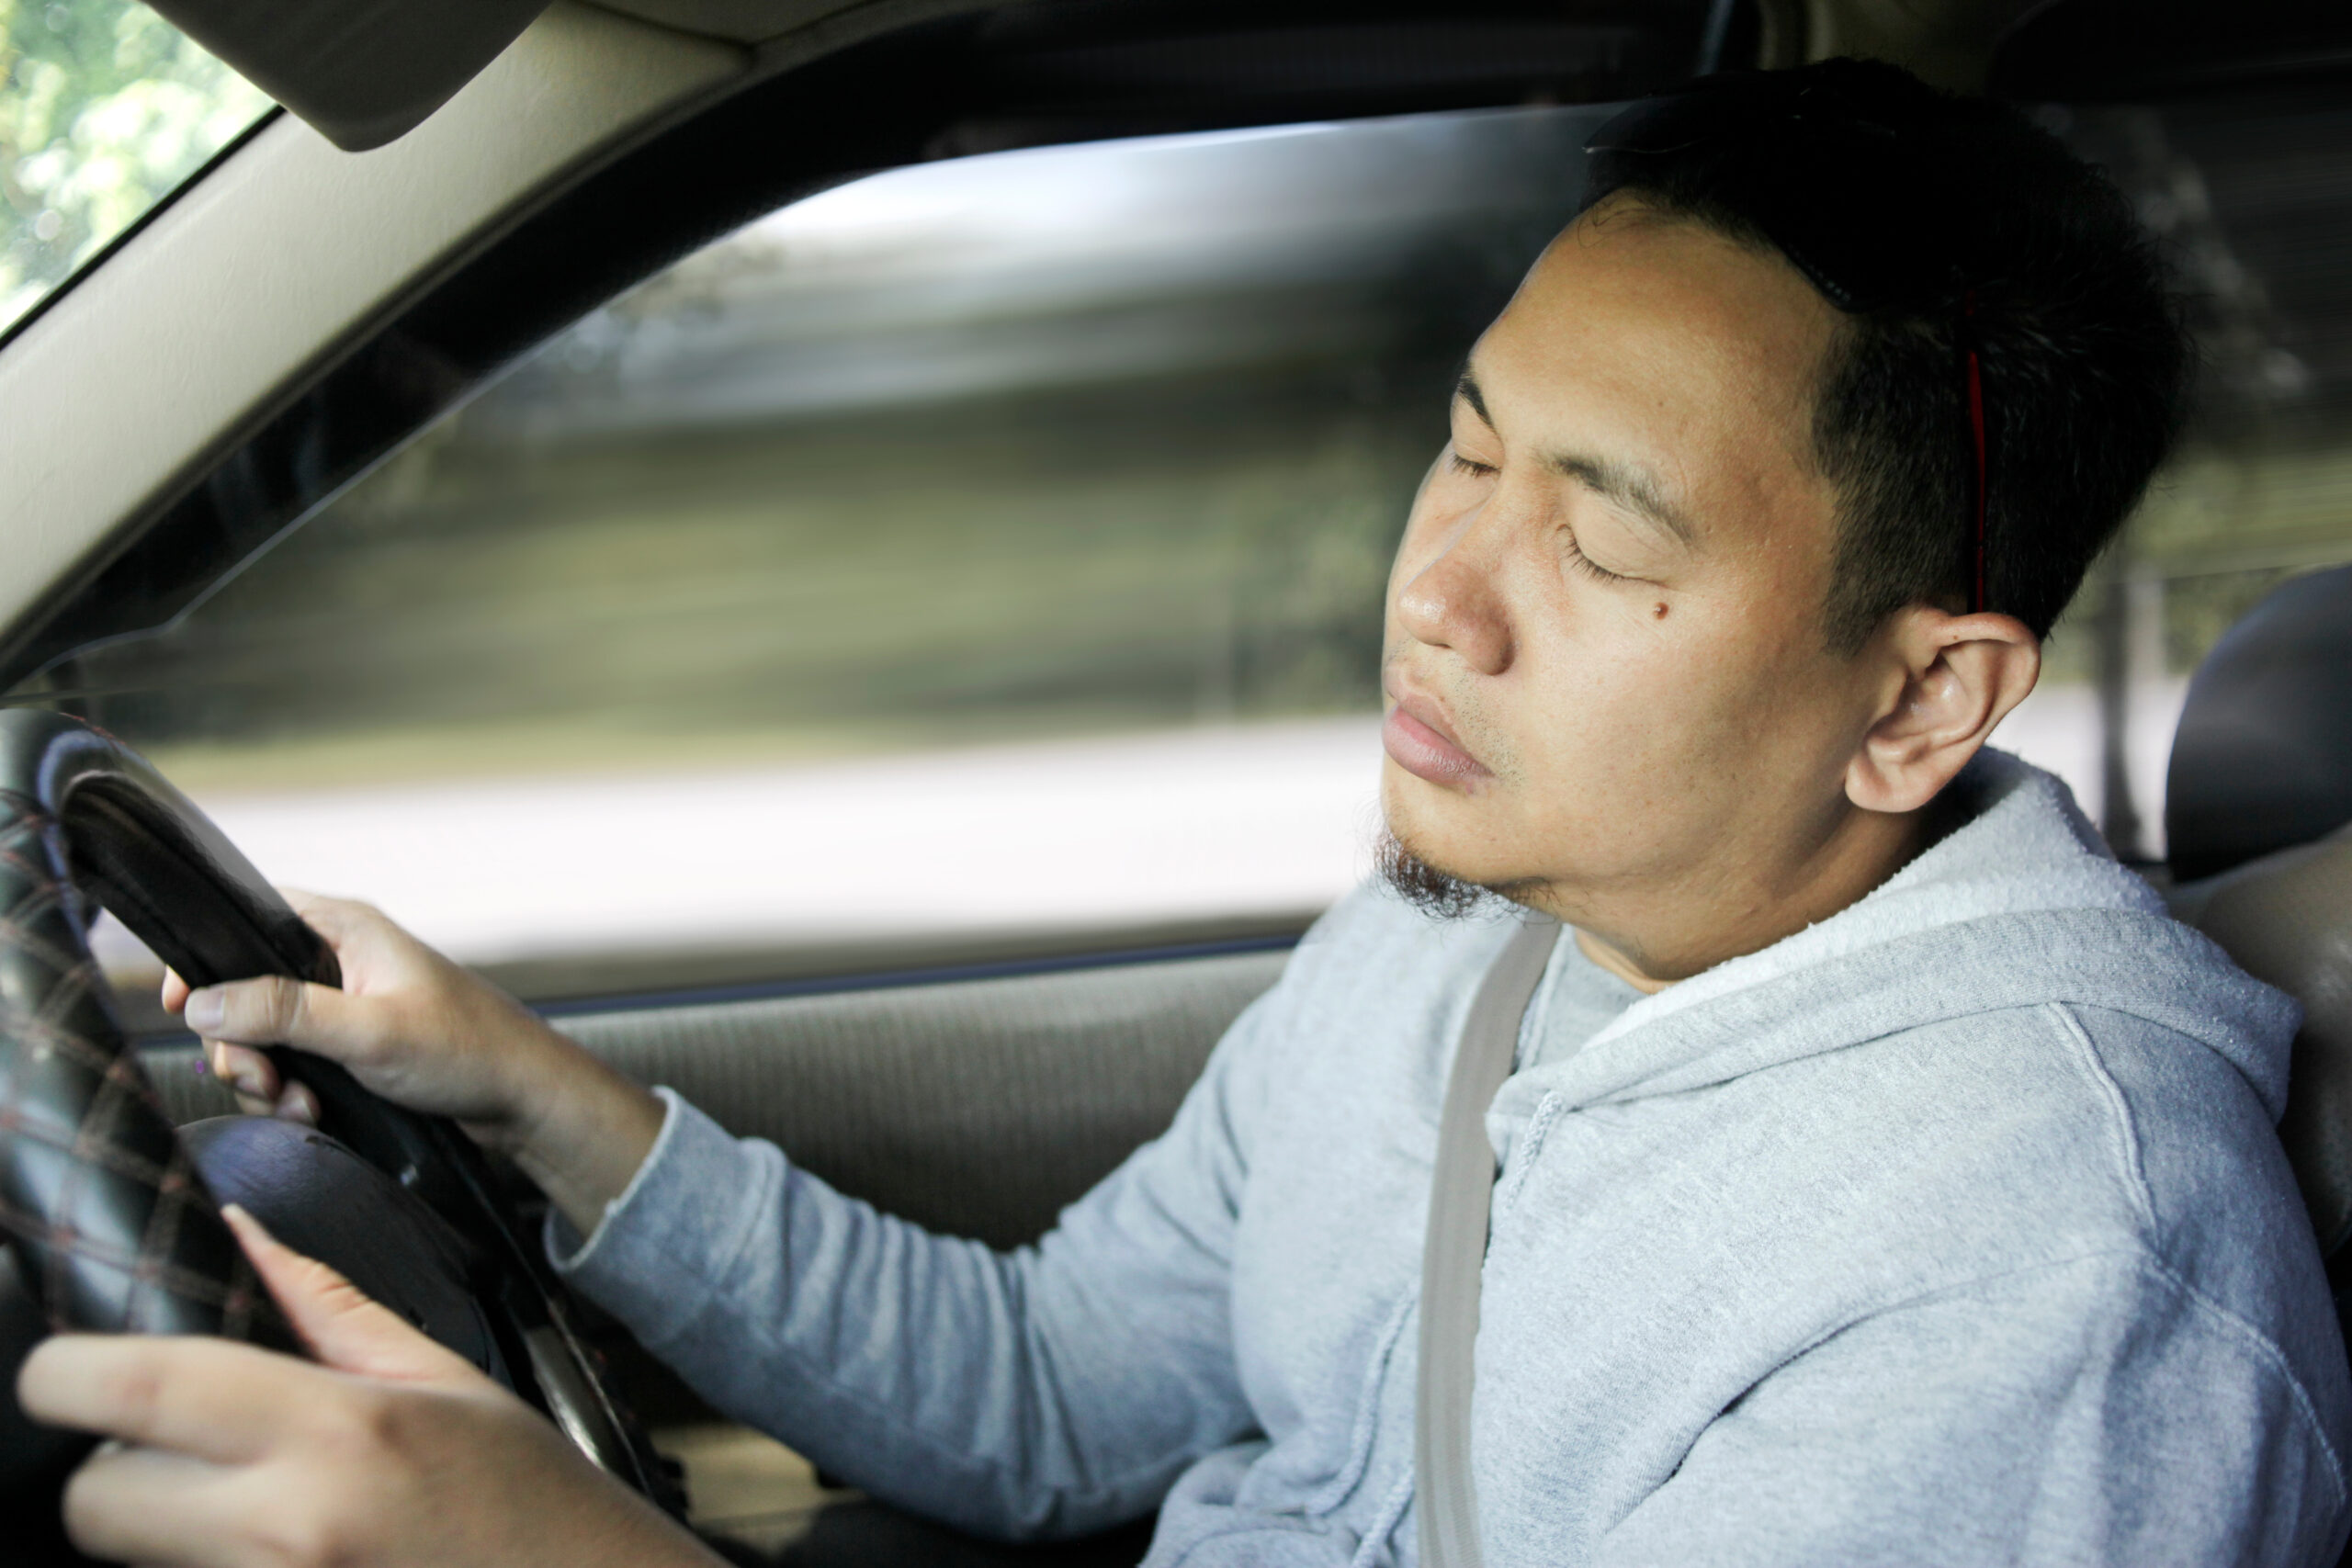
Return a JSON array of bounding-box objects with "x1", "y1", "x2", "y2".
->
[{"x1": 22, "y1": 58, "x2": 2349, "y2": 1566}]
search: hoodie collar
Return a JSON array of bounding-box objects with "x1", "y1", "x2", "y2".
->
[{"x1": 1497, "y1": 751, "x2": 2301, "y2": 1122}]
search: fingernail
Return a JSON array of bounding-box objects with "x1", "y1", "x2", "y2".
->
[
  {"x1": 231, "y1": 1062, "x2": 267, "y2": 1099},
  {"x1": 184, "y1": 990, "x2": 223, "y2": 1031}
]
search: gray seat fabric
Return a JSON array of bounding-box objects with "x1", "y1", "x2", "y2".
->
[
  {"x1": 2172, "y1": 829, "x2": 2352, "y2": 1568},
  {"x1": 2165, "y1": 565, "x2": 2352, "y2": 1285},
  {"x1": 2175, "y1": 828, "x2": 2352, "y2": 1264},
  {"x1": 2166, "y1": 562, "x2": 2352, "y2": 883}
]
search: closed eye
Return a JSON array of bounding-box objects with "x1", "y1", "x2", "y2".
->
[
  {"x1": 1565, "y1": 531, "x2": 1632, "y2": 585},
  {"x1": 1451, "y1": 452, "x2": 1636, "y2": 584}
]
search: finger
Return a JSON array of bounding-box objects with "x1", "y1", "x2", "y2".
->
[
  {"x1": 273, "y1": 1080, "x2": 320, "y2": 1126},
  {"x1": 224, "y1": 1207, "x2": 482, "y2": 1387},
  {"x1": 60, "y1": 1442, "x2": 251, "y2": 1568},
  {"x1": 206, "y1": 1043, "x2": 279, "y2": 1107},
  {"x1": 160, "y1": 969, "x2": 190, "y2": 1012},
  {"x1": 281, "y1": 891, "x2": 388, "y2": 955},
  {"x1": 181, "y1": 975, "x2": 380, "y2": 1062},
  {"x1": 283, "y1": 894, "x2": 442, "y2": 993},
  {"x1": 19, "y1": 1335, "x2": 313, "y2": 1462}
]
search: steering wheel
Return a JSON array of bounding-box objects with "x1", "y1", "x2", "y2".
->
[{"x1": 0, "y1": 708, "x2": 679, "y2": 1557}]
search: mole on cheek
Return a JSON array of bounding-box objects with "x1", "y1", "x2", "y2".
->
[{"x1": 1653, "y1": 602, "x2": 1669, "y2": 620}]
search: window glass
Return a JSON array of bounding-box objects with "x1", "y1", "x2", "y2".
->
[
  {"x1": 60, "y1": 107, "x2": 1601, "y2": 998},
  {"x1": 1998, "y1": 91, "x2": 2352, "y2": 860},
  {"x1": 50, "y1": 92, "x2": 2352, "y2": 1005},
  {"x1": 1, "y1": 0, "x2": 272, "y2": 334}
]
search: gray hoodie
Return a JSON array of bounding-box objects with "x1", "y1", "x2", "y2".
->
[{"x1": 554, "y1": 752, "x2": 2352, "y2": 1564}]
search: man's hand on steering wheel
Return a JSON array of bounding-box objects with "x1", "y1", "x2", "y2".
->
[
  {"x1": 17, "y1": 1207, "x2": 720, "y2": 1568},
  {"x1": 164, "y1": 894, "x2": 665, "y2": 1240}
]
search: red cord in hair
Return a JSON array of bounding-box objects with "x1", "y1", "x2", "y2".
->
[{"x1": 1963, "y1": 291, "x2": 1987, "y2": 615}]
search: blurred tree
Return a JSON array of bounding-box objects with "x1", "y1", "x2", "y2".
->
[{"x1": 0, "y1": 0, "x2": 268, "y2": 329}]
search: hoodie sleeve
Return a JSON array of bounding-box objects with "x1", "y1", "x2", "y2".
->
[
  {"x1": 544, "y1": 991, "x2": 1284, "y2": 1543},
  {"x1": 1592, "y1": 1251, "x2": 2349, "y2": 1567}
]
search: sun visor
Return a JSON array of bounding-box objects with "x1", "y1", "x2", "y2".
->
[{"x1": 142, "y1": 0, "x2": 555, "y2": 152}]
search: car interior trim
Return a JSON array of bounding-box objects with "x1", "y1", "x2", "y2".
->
[
  {"x1": 0, "y1": 107, "x2": 286, "y2": 364},
  {"x1": 116, "y1": 924, "x2": 1311, "y2": 1048},
  {"x1": 142, "y1": 948, "x2": 1294, "y2": 1251},
  {"x1": 0, "y1": 3, "x2": 749, "y2": 682},
  {"x1": 533, "y1": 929, "x2": 1306, "y2": 1021}
]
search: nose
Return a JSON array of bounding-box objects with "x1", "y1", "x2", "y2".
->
[{"x1": 1394, "y1": 507, "x2": 1514, "y2": 677}]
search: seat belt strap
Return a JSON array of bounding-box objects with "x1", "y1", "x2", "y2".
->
[{"x1": 1416, "y1": 913, "x2": 1560, "y2": 1568}]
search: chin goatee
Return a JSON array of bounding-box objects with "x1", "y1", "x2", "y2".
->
[{"x1": 1374, "y1": 828, "x2": 1510, "y2": 920}]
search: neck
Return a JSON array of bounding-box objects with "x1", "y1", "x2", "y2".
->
[{"x1": 1538, "y1": 803, "x2": 1931, "y2": 992}]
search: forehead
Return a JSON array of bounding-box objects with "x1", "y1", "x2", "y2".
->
[{"x1": 1469, "y1": 200, "x2": 1842, "y2": 535}]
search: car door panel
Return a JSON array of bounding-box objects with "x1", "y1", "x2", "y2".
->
[{"x1": 143, "y1": 947, "x2": 1284, "y2": 1250}]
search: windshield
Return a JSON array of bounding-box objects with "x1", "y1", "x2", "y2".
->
[{"x1": 1, "y1": 0, "x2": 271, "y2": 335}]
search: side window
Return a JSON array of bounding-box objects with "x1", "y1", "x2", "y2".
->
[
  {"x1": 55, "y1": 93, "x2": 2345, "y2": 1006},
  {"x1": 62, "y1": 107, "x2": 1600, "y2": 1001},
  {"x1": 2006, "y1": 94, "x2": 2352, "y2": 861},
  {"x1": 2, "y1": 0, "x2": 273, "y2": 333}
]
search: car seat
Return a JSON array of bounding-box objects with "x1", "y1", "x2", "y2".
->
[{"x1": 2164, "y1": 563, "x2": 2352, "y2": 1330}]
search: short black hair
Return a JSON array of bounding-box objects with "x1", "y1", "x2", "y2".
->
[{"x1": 1584, "y1": 58, "x2": 2188, "y2": 650}]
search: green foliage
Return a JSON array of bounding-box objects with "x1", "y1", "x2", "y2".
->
[{"x1": 0, "y1": 0, "x2": 268, "y2": 329}]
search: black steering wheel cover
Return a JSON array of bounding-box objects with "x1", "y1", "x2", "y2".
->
[
  {"x1": 0, "y1": 709, "x2": 294, "y2": 1347},
  {"x1": 0, "y1": 709, "x2": 680, "y2": 1507},
  {"x1": 51, "y1": 736, "x2": 479, "y2": 1219}
]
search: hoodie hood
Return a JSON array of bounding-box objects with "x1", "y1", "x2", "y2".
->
[{"x1": 1495, "y1": 750, "x2": 2303, "y2": 1125}]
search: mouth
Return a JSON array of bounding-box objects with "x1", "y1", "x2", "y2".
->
[{"x1": 1381, "y1": 676, "x2": 1493, "y2": 788}]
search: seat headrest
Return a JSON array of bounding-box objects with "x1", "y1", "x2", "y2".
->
[
  {"x1": 2186, "y1": 829, "x2": 2352, "y2": 1261},
  {"x1": 2166, "y1": 563, "x2": 2352, "y2": 883}
]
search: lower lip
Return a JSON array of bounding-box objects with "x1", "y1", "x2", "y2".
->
[{"x1": 1383, "y1": 705, "x2": 1492, "y2": 787}]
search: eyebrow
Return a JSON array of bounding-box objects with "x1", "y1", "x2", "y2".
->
[
  {"x1": 1455, "y1": 368, "x2": 1494, "y2": 429},
  {"x1": 1453, "y1": 369, "x2": 1697, "y2": 550}
]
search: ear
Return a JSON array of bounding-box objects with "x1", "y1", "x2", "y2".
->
[{"x1": 1846, "y1": 606, "x2": 2041, "y2": 816}]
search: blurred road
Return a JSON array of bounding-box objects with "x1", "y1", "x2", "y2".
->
[
  {"x1": 90, "y1": 689, "x2": 2177, "y2": 990},
  {"x1": 99, "y1": 718, "x2": 1385, "y2": 976}
]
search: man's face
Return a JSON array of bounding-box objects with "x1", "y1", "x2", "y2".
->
[{"x1": 1381, "y1": 199, "x2": 1895, "y2": 963}]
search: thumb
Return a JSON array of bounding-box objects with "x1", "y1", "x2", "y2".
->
[
  {"x1": 182, "y1": 974, "x2": 377, "y2": 1061},
  {"x1": 222, "y1": 1205, "x2": 487, "y2": 1389}
]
